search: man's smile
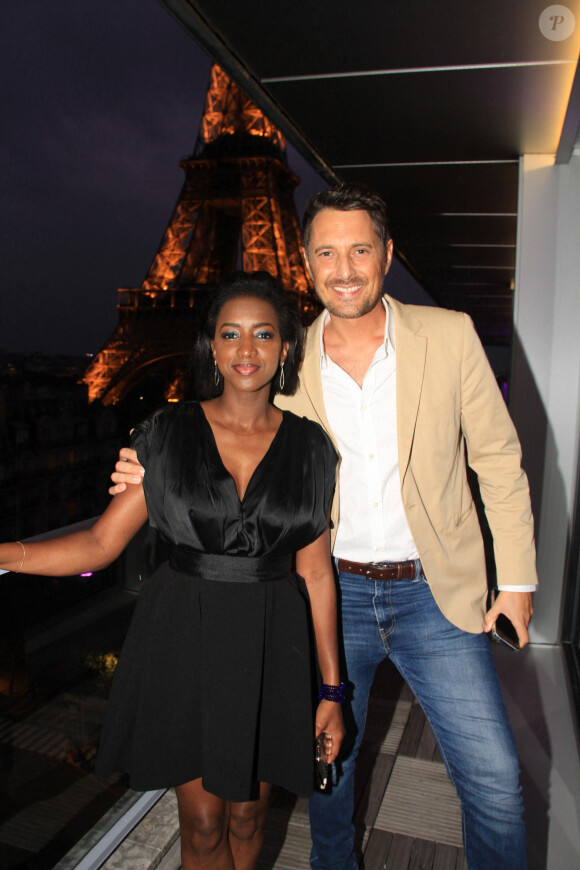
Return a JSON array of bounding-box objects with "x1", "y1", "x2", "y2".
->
[{"x1": 329, "y1": 283, "x2": 364, "y2": 295}]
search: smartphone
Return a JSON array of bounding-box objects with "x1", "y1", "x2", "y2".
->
[
  {"x1": 314, "y1": 736, "x2": 329, "y2": 790},
  {"x1": 491, "y1": 614, "x2": 520, "y2": 651}
]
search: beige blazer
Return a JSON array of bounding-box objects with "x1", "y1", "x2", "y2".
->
[{"x1": 277, "y1": 295, "x2": 537, "y2": 633}]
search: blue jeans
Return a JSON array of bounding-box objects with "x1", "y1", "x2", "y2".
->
[{"x1": 308, "y1": 567, "x2": 526, "y2": 870}]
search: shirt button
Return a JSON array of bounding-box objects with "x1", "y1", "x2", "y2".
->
[
  {"x1": 369, "y1": 453, "x2": 374, "y2": 459},
  {"x1": 361, "y1": 404, "x2": 367, "y2": 411},
  {"x1": 373, "y1": 501, "x2": 379, "y2": 508}
]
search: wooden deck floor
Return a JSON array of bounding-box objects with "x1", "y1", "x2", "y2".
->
[
  {"x1": 258, "y1": 659, "x2": 467, "y2": 870},
  {"x1": 1, "y1": 657, "x2": 467, "y2": 870}
]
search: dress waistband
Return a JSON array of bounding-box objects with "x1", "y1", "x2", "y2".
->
[{"x1": 169, "y1": 546, "x2": 292, "y2": 583}]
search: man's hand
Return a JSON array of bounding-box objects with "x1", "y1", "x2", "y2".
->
[
  {"x1": 109, "y1": 448, "x2": 144, "y2": 495},
  {"x1": 483, "y1": 590, "x2": 534, "y2": 649}
]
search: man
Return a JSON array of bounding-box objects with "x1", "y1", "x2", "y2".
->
[{"x1": 111, "y1": 184, "x2": 536, "y2": 870}]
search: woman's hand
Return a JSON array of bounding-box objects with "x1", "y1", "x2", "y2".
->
[
  {"x1": 315, "y1": 699, "x2": 345, "y2": 764},
  {"x1": 297, "y1": 531, "x2": 344, "y2": 764}
]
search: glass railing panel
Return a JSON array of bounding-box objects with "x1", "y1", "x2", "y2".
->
[{"x1": 0, "y1": 520, "x2": 164, "y2": 869}]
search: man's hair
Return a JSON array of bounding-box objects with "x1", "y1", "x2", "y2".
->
[
  {"x1": 191, "y1": 271, "x2": 304, "y2": 400},
  {"x1": 302, "y1": 183, "x2": 391, "y2": 256}
]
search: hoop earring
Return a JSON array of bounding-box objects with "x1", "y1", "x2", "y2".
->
[
  {"x1": 279, "y1": 361, "x2": 285, "y2": 391},
  {"x1": 214, "y1": 361, "x2": 220, "y2": 386}
]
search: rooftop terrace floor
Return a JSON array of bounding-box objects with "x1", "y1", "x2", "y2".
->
[
  {"x1": 93, "y1": 643, "x2": 580, "y2": 870},
  {"x1": 2, "y1": 614, "x2": 579, "y2": 869}
]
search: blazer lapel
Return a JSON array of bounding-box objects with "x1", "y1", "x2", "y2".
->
[
  {"x1": 300, "y1": 313, "x2": 336, "y2": 442},
  {"x1": 387, "y1": 295, "x2": 427, "y2": 482}
]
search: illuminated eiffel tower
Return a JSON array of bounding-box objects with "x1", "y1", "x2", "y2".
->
[{"x1": 84, "y1": 64, "x2": 317, "y2": 406}]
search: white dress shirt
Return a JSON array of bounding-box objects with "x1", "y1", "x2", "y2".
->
[
  {"x1": 319, "y1": 300, "x2": 534, "y2": 592},
  {"x1": 321, "y1": 301, "x2": 418, "y2": 563}
]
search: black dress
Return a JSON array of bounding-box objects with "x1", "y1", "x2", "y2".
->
[{"x1": 95, "y1": 402, "x2": 337, "y2": 801}]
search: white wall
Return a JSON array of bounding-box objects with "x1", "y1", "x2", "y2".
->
[{"x1": 511, "y1": 152, "x2": 580, "y2": 644}]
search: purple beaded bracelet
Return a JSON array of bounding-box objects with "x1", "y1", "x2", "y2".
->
[{"x1": 318, "y1": 681, "x2": 345, "y2": 703}]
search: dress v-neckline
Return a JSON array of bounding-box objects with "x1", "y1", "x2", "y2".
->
[{"x1": 198, "y1": 404, "x2": 286, "y2": 504}]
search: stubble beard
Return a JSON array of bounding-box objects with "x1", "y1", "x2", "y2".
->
[{"x1": 317, "y1": 282, "x2": 383, "y2": 320}]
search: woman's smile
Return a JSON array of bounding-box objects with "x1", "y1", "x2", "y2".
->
[{"x1": 233, "y1": 363, "x2": 260, "y2": 375}]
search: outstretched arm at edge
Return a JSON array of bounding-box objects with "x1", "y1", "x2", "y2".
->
[{"x1": 0, "y1": 484, "x2": 148, "y2": 576}]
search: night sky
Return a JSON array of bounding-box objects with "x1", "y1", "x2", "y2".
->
[{"x1": 2, "y1": 1, "x2": 326, "y2": 357}]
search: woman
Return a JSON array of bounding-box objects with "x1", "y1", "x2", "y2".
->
[{"x1": 0, "y1": 271, "x2": 344, "y2": 870}]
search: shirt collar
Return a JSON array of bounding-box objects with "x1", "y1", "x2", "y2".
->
[{"x1": 319, "y1": 297, "x2": 394, "y2": 370}]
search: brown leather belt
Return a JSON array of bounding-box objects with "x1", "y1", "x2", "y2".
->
[{"x1": 337, "y1": 558, "x2": 418, "y2": 581}]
